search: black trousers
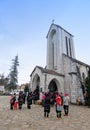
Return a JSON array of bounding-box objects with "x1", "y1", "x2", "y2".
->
[
  {"x1": 63, "y1": 105, "x2": 69, "y2": 115},
  {"x1": 10, "y1": 104, "x2": 13, "y2": 110},
  {"x1": 44, "y1": 112, "x2": 49, "y2": 117},
  {"x1": 57, "y1": 111, "x2": 61, "y2": 117}
]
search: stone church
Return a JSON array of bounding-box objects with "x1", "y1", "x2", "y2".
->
[{"x1": 30, "y1": 23, "x2": 90, "y2": 103}]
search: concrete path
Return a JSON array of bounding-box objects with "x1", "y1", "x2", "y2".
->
[{"x1": 0, "y1": 96, "x2": 90, "y2": 130}]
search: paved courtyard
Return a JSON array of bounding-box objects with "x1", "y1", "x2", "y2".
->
[{"x1": 0, "y1": 96, "x2": 90, "y2": 130}]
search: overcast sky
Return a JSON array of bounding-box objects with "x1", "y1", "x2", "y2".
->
[{"x1": 0, "y1": 0, "x2": 90, "y2": 85}]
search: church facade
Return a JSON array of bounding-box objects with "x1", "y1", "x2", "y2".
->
[{"x1": 30, "y1": 23, "x2": 90, "y2": 103}]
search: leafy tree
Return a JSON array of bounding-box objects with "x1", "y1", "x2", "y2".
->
[
  {"x1": 85, "y1": 67, "x2": 90, "y2": 106},
  {"x1": 0, "y1": 73, "x2": 5, "y2": 85},
  {"x1": 8, "y1": 55, "x2": 19, "y2": 90},
  {"x1": 3, "y1": 77, "x2": 9, "y2": 90},
  {"x1": 0, "y1": 74, "x2": 10, "y2": 91}
]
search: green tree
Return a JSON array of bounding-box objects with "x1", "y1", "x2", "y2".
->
[
  {"x1": 8, "y1": 55, "x2": 19, "y2": 90},
  {"x1": 85, "y1": 67, "x2": 90, "y2": 106},
  {"x1": 0, "y1": 74, "x2": 10, "y2": 91},
  {"x1": 0, "y1": 73, "x2": 5, "y2": 85}
]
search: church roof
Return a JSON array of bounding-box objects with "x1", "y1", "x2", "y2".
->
[
  {"x1": 30, "y1": 66, "x2": 64, "y2": 77},
  {"x1": 46, "y1": 23, "x2": 74, "y2": 38},
  {"x1": 63, "y1": 54, "x2": 90, "y2": 67}
]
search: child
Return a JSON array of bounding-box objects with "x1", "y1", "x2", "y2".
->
[
  {"x1": 55, "y1": 94, "x2": 62, "y2": 118},
  {"x1": 10, "y1": 93, "x2": 16, "y2": 110},
  {"x1": 13, "y1": 101, "x2": 18, "y2": 110}
]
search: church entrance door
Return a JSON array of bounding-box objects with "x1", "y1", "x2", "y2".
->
[
  {"x1": 33, "y1": 74, "x2": 40, "y2": 100},
  {"x1": 48, "y1": 80, "x2": 58, "y2": 92}
]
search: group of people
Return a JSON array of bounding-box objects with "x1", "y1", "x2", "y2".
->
[
  {"x1": 41, "y1": 92, "x2": 70, "y2": 118},
  {"x1": 10, "y1": 91, "x2": 32, "y2": 110},
  {"x1": 10, "y1": 91, "x2": 70, "y2": 119}
]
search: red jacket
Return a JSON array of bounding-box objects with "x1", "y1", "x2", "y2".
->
[{"x1": 56, "y1": 95, "x2": 62, "y2": 105}]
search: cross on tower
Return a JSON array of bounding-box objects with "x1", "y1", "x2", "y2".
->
[{"x1": 52, "y1": 19, "x2": 55, "y2": 24}]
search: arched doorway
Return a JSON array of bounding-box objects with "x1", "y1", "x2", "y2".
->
[
  {"x1": 32, "y1": 74, "x2": 40, "y2": 90},
  {"x1": 32, "y1": 74, "x2": 40, "y2": 100},
  {"x1": 48, "y1": 79, "x2": 58, "y2": 92},
  {"x1": 48, "y1": 79, "x2": 59, "y2": 105}
]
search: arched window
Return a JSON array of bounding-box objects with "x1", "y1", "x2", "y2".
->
[
  {"x1": 82, "y1": 72, "x2": 85, "y2": 81},
  {"x1": 50, "y1": 29, "x2": 57, "y2": 70}
]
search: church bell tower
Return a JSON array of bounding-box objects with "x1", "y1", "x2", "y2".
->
[{"x1": 46, "y1": 23, "x2": 76, "y2": 74}]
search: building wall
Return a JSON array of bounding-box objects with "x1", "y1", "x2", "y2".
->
[
  {"x1": 30, "y1": 68, "x2": 43, "y2": 91},
  {"x1": 30, "y1": 58, "x2": 89, "y2": 103},
  {"x1": 45, "y1": 74, "x2": 65, "y2": 93},
  {"x1": 63, "y1": 54, "x2": 89, "y2": 103},
  {"x1": 30, "y1": 67, "x2": 65, "y2": 94}
]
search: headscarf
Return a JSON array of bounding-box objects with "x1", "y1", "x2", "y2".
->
[{"x1": 64, "y1": 92, "x2": 69, "y2": 97}]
